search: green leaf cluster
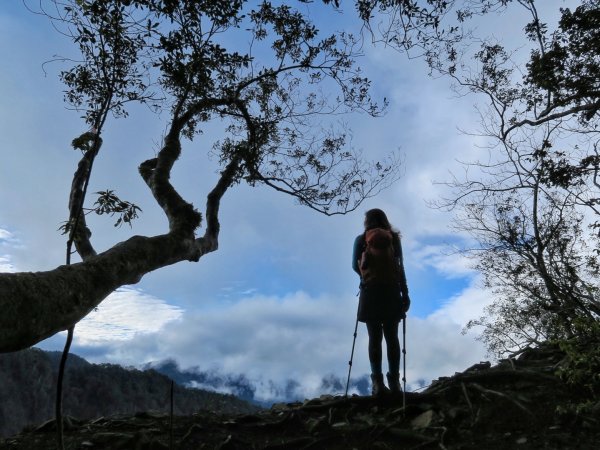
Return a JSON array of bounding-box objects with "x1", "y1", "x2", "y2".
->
[
  {"x1": 556, "y1": 318, "x2": 600, "y2": 398},
  {"x1": 93, "y1": 190, "x2": 142, "y2": 227}
]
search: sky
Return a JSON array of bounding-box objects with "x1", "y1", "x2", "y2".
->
[{"x1": 0, "y1": 1, "x2": 573, "y2": 403}]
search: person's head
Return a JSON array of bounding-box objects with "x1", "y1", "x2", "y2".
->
[{"x1": 364, "y1": 208, "x2": 392, "y2": 231}]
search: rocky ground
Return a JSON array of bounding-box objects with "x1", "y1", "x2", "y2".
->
[{"x1": 2, "y1": 345, "x2": 599, "y2": 449}]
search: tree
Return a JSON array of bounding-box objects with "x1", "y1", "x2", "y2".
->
[
  {"x1": 0, "y1": 0, "x2": 403, "y2": 352},
  {"x1": 445, "y1": 125, "x2": 600, "y2": 355},
  {"x1": 415, "y1": 0, "x2": 600, "y2": 355}
]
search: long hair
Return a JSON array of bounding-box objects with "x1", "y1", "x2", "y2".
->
[
  {"x1": 363, "y1": 208, "x2": 401, "y2": 241},
  {"x1": 364, "y1": 208, "x2": 392, "y2": 231}
]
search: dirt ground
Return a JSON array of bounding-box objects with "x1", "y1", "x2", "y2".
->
[{"x1": 2, "y1": 345, "x2": 599, "y2": 449}]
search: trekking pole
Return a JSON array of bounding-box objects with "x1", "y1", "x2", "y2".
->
[
  {"x1": 344, "y1": 316, "x2": 359, "y2": 398},
  {"x1": 402, "y1": 316, "x2": 407, "y2": 410}
]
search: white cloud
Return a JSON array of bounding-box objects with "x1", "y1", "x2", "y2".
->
[
  {"x1": 73, "y1": 287, "x2": 183, "y2": 345},
  {"x1": 428, "y1": 277, "x2": 492, "y2": 327},
  {"x1": 0, "y1": 255, "x2": 16, "y2": 273},
  {"x1": 0, "y1": 228, "x2": 20, "y2": 273},
  {"x1": 58, "y1": 283, "x2": 492, "y2": 403},
  {"x1": 413, "y1": 278, "x2": 494, "y2": 378},
  {"x1": 0, "y1": 227, "x2": 21, "y2": 249},
  {"x1": 411, "y1": 244, "x2": 477, "y2": 279},
  {"x1": 0, "y1": 228, "x2": 13, "y2": 241}
]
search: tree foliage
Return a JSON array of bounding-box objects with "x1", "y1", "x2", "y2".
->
[
  {"x1": 0, "y1": 0, "x2": 403, "y2": 352},
  {"x1": 413, "y1": 0, "x2": 600, "y2": 356},
  {"x1": 450, "y1": 136, "x2": 600, "y2": 355}
]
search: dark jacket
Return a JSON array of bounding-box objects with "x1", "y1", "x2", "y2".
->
[{"x1": 352, "y1": 230, "x2": 410, "y2": 323}]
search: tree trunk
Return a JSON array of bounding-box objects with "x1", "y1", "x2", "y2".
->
[{"x1": 0, "y1": 232, "x2": 200, "y2": 352}]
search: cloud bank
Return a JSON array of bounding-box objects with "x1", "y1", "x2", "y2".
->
[
  {"x1": 45, "y1": 278, "x2": 491, "y2": 403},
  {"x1": 74, "y1": 287, "x2": 184, "y2": 345}
]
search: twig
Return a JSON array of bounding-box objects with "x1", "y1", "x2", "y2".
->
[
  {"x1": 460, "y1": 382, "x2": 474, "y2": 425},
  {"x1": 170, "y1": 380, "x2": 174, "y2": 449},
  {"x1": 180, "y1": 424, "x2": 203, "y2": 443},
  {"x1": 429, "y1": 426, "x2": 449, "y2": 450},
  {"x1": 406, "y1": 435, "x2": 441, "y2": 449},
  {"x1": 469, "y1": 383, "x2": 533, "y2": 415},
  {"x1": 450, "y1": 368, "x2": 560, "y2": 384},
  {"x1": 384, "y1": 428, "x2": 438, "y2": 447}
]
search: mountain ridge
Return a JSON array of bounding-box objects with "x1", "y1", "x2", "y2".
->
[
  {"x1": 0, "y1": 348, "x2": 260, "y2": 438},
  {"x1": 0, "y1": 348, "x2": 372, "y2": 439}
]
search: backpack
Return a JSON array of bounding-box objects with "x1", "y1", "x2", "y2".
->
[{"x1": 359, "y1": 228, "x2": 399, "y2": 285}]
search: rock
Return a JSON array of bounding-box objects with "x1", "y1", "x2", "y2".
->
[{"x1": 411, "y1": 410, "x2": 434, "y2": 429}]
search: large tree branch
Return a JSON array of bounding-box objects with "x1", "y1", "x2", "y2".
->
[
  {"x1": 502, "y1": 102, "x2": 600, "y2": 139},
  {"x1": 67, "y1": 152, "x2": 98, "y2": 260},
  {"x1": 0, "y1": 122, "x2": 245, "y2": 353},
  {"x1": 139, "y1": 98, "x2": 243, "y2": 236},
  {"x1": 139, "y1": 150, "x2": 201, "y2": 236},
  {"x1": 196, "y1": 155, "x2": 242, "y2": 257},
  {"x1": 0, "y1": 232, "x2": 198, "y2": 352},
  {"x1": 66, "y1": 132, "x2": 104, "y2": 260}
]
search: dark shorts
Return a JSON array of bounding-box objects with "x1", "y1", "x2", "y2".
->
[{"x1": 357, "y1": 283, "x2": 403, "y2": 323}]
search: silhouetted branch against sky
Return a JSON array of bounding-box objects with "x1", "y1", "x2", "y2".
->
[{"x1": 0, "y1": 0, "x2": 404, "y2": 352}]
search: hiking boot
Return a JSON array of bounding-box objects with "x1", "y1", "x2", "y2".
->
[
  {"x1": 386, "y1": 372, "x2": 401, "y2": 394},
  {"x1": 370, "y1": 373, "x2": 390, "y2": 397}
]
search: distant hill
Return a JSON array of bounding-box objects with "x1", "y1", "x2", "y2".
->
[{"x1": 0, "y1": 348, "x2": 260, "y2": 438}]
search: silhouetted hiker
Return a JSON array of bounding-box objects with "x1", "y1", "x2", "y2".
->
[{"x1": 352, "y1": 208, "x2": 410, "y2": 396}]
